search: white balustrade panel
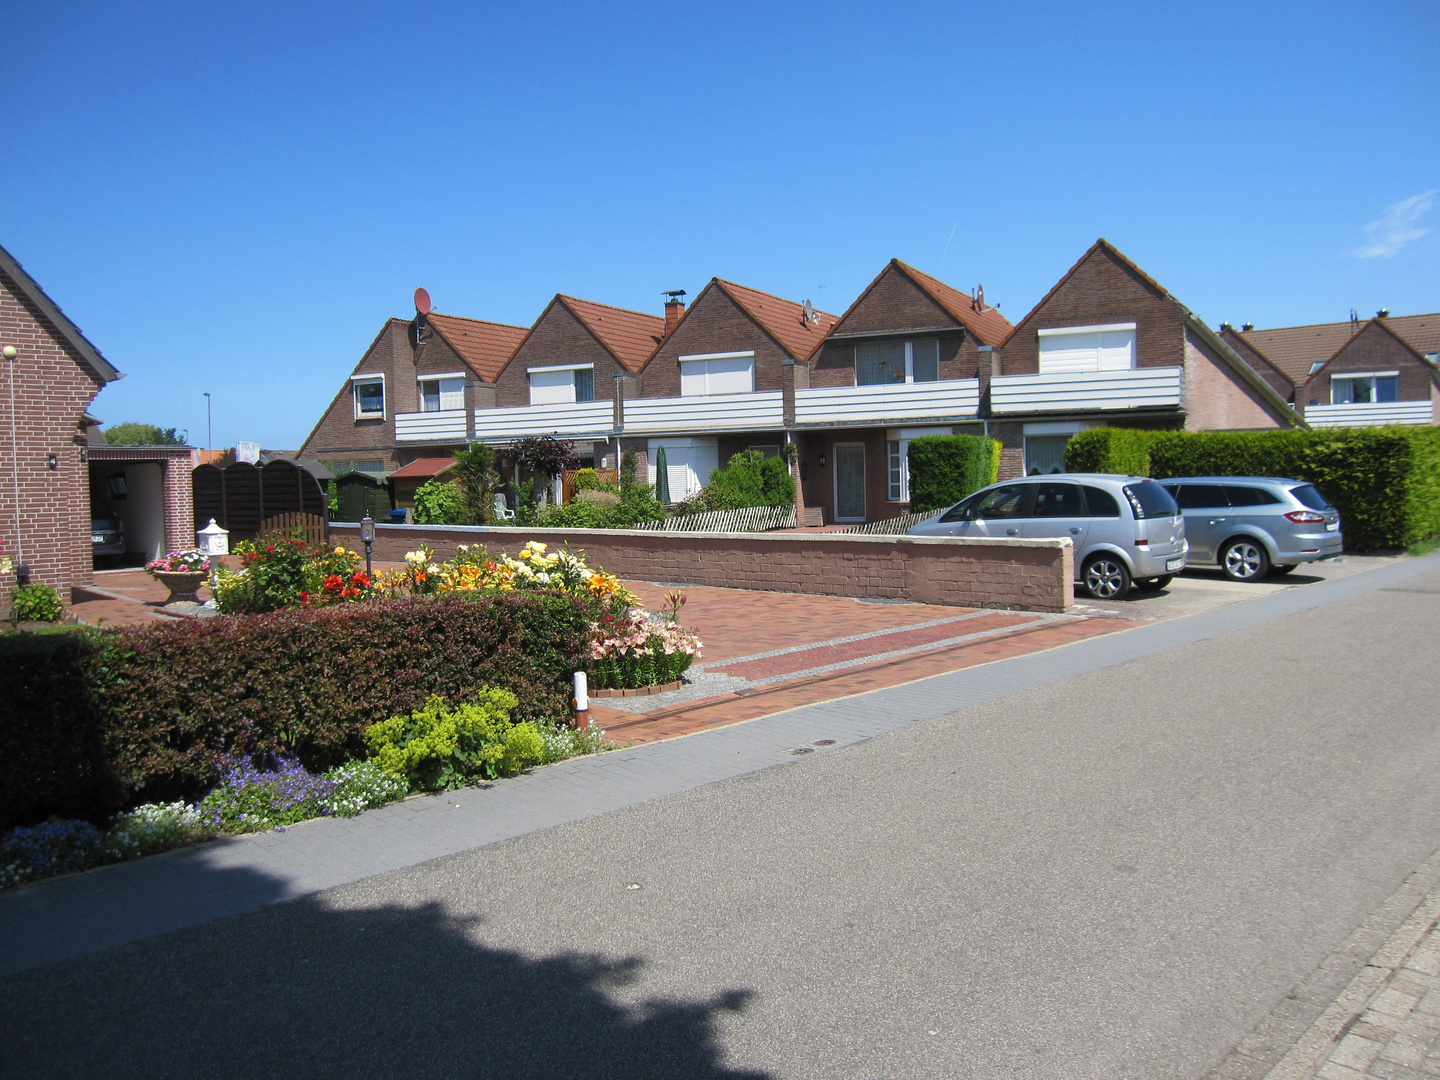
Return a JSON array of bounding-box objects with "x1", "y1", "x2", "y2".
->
[
  {"x1": 792, "y1": 380, "x2": 980, "y2": 426},
  {"x1": 472, "y1": 401, "x2": 613, "y2": 441},
  {"x1": 623, "y1": 391, "x2": 784, "y2": 434},
  {"x1": 1305, "y1": 401, "x2": 1434, "y2": 427},
  {"x1": 394, "y1": 410, "x2": 468, "y2": 443},
  {"x1": 990, "y1": 367, "x2": 1183, "y2": 414}
]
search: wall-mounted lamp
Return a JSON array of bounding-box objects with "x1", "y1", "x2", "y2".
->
[
  {"x1": 46, "y1": 453, "x2": 57, "y2": 470},
  {"x1": 818, "y1": 452, "x2": 827, "y2": 468}
]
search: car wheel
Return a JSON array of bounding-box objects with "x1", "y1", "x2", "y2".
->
[
  {"x1": 1270, "y1": 564, "x2": 1298, "y2": 576},
  {"x1": 1083, "y1": 555, "x2": 1132, "y2": 600},
  {"x1": 1220, "y1": 539, "x2": 1270, "y2": 581},
  {"x1": 1135, "y1": 575, "x2": 1174, "y2": 591}
]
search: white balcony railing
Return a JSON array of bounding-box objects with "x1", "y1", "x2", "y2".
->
[
  {"x1": 622, "y1": 391, "x2": 784, "y2": 434},
  {"x1": 792, "y1": 379, "x2": 980, "y2": 426},
  {"x1": 471, "y1": 400, "x2": 614, "y2": 442},
  {"x1": 1304, "y1": 400, "x2": 1434, "y2": 427},
  {"x1": 394, "y1": 409, "x2": 468, "y2": 443},
  {"x1": 990, "y1": 366, "x2": 1183, "y2": 414}
]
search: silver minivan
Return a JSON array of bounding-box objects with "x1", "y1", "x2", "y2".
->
[
  {"x1": 907, "y1": 474, "x2": 1188, "y2": 600},
  {"x1": 1156, "y1": 476, "x2": 1343, "y2": 580}
]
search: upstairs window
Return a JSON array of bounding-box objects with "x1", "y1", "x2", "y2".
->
[
  {"x1": 528, "y1": 364, "x2": 596, "y2": 405},
  {"x1": 1331, "y1": 373, "x2": 1398, "y2": 404},
  {"x1": 1037, "y1": 323, "x2": 1136, "y2": 374},
  {"x1": 352, "y1": 377, "x2": 385, "y2": 420},
  {"x1": 418, "y1": 375, "x2": 466, "y2": 412},
  {"x1": 855, "y1": 339, "x2": 941, "y2": 386},
  {"x1": 679, "y1": 352, "x2": 755, "y2": 396}
]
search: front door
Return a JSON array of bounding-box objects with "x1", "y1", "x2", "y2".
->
[{"x1": 834, "y1": 444, "x2": 866, "y2": 521}]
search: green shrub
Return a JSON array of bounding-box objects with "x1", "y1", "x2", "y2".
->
[
  {"x1": 1063, "y1": 428, "x2": 1161, "y2": 475},
  {"x1": 574, "y1": 467, "x2": 600, "y2": 490},
  {"x1": 364, "y1": 690, "x2": 542, "y2": 790},
  {"x1": 10, "y1": 582, "x2": 65, "y2": 623},
  {"x1": 907, "y1": 435, "x2": 1000, "y2": 513},
  {"x1": 538, "y1": 484, "x2": 667, "y2": 529},
  {"x1": 698, "y1": 450, "x2": 795, "y2": 511},
  {"x1": 414, "y1": 478, "x2": 467, "y2": 525}
]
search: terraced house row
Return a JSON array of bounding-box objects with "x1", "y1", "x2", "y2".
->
[{"x1": 300, "y1": 240, "x2": 1440, "y2": 524}]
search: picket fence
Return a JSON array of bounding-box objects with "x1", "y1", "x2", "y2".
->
[
  {"x1": 838, "y1": 511, "x2": 934, "y2": 535},
  {"x1": 632, "y1": 505, "x2": 798, "y2": 532}
]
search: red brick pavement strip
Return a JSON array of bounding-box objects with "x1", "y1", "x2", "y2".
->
[
  {"x1": 709, "y1": 611, "x2": 1043, "y2": 681},
  {"x1": 590, "y1": 616, "x2": 1133, "y2": 745}
]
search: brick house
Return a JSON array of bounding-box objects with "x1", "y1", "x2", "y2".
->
[
  {"x1": 794, "y1": 259, "x2": 1015, "y2": 523},
  {"x1": 0, "y1": 242, "x2": 123, "y2": 606},
  {"x1": 988, "y1": 240, "x2": 1299, "y2": 481},
  {"x1": 1224, "y1": 312, "x2": 1439, "y2": 427},
  {"x1": 298, "y1": 309, "x2": 529, "y2": 473},
  {"x1": 633, "y1": 279, "x2": 837, "y2": 501}
]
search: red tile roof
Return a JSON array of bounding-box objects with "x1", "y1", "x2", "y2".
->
[
  {"x1": 713, "y1": 279, "x2": 839, "y2": 361},
  {"x1": 1239, "y1": 313, "x2": 1440, "y2": 386},
  {"x1": 426, "y1": 313, "x2": 530, "y2": 383},
  {"x1": 557, "y1": 295, "x2": 666, "y2": 372},
  {"x1": 388, "y1": 457, "x2": 457, "y2": 480},
  {"x1": 893, "y1": 260, "x2": 1016, "y2": 345}
]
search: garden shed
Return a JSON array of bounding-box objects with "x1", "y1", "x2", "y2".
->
[{"x1": 332, "y1": 469, "x2": 392, "y2": 523}]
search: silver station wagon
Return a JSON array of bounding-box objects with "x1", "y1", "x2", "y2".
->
[
  {"x1": 1156, "y1": 476, "x2": 1343, "y2": 580},
  {"x1": 907, "y1": 474, "x2": 1188, "y2": 600}
]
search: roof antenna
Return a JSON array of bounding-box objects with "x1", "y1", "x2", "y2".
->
[
  {"x1": 972, "y1": 285, "x2": 985, "y2": 312},
  {"x1": 1350, "y1": 308, "x2": 1359, "y2": 334}
]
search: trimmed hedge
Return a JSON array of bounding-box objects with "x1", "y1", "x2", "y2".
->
[
  {"x1": 0, "y1": 592, "x2": 592, "y2": 827},
  {"x1": 1064, "y1": 425, "x2": 1440, "y2": 550},
  {"x1": 908, "y1": 435, "x2": 1001, "y2": 513}
]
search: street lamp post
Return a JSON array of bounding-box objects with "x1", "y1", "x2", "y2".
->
[
  {"x1": 360, "y1": 512, "x2": 375, "y2": 577},
  {"x1": 203, "y1": 392, "x2": 212, "y2": 451}
]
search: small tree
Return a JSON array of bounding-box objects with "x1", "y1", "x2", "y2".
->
[
  {"x1": 104, "y1": 423, "x2": 187, "y2": 446},
  {"x1": 413, "y1": 479, "x2": 466, "y2": 525},
  {"x1": 510, "y1": 436, "x2": 577, "y2": 510},
  {"x1": 452, "y1": 443, "x2": 498, "y2": 524}
]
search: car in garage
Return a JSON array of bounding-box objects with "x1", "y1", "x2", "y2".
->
[
  {"x1": 907, "y1": 474, "x2": 1187, "y2": 600},
  {"x1": 1155, "y1": 477, "x2": 1342, "y2": 581},
  {"x1": 90, "y1": 515, "x2": 125, "y2": 567}
]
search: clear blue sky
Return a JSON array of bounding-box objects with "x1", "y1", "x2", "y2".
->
[{"x1": 3, "y1": 0, "x2": 1436, "y2": 450}]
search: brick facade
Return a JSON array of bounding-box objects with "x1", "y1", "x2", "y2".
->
[
  {"x1": 642, "y1": 284, "x2": 794, "y2": 397},
  {"x1": 1302, "y1": 319, "x2": 1440, "y2": 408},
  {"x1": 496, "y1": 299, "x2": 630, "y2": 409},
  {"x1": 1182, "y1": 329, "x2": 1293, "y2": 431},
  {"x1": 1220, "y1": 327, "x2": 1297, "y2": 402},
  {"x1": 332, "y1": 522, "x2": 1075, "y2": 613},
  {"x1": 298, "y1": 319, "x2": 420, "y2": 471},
  {"x1": 0, "y1": 259, "x2": 118, "y2": 606}
]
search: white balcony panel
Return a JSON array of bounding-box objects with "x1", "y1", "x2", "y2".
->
[
  {"x1": 623, "y1": 391, "x2": 784, "y2": 434},
  {"x1": 472, "y1": 401, "x2": 613, "y2": 441},
  {"x1": 394, "y1": 410, "x2": 467, "y2": 443},
  {"x1": 1305, "y1": 401, "x2": 1434, "y2": 427},
  {"x1": 990, "y1": 367, "x2": 1183, "y2": 414},
  {"x1": 793, "y1": 379, "x2": 980, "y2": 426}
]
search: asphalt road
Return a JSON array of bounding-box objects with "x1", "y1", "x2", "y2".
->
[{"x1": 4, "y1": 563, "x2": 1440, "y2": 1079}]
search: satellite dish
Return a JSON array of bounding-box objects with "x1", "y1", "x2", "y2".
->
[
  {"x1": 802, "y1": 299, "x2": 819, "y2": 325},
  {"x1": 414, "y1": 287, "x2": 432, "y2": 315}
]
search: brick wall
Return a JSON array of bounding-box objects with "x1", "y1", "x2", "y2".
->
[
  {"x1": 642, "y1": 286, "x2": 793, "y2": 396},
  {"x1": 0, "y1": 266, "x2": 109, "y2": 606},
  {"x1": 1302, "y1": 320, "x2": 1439, "y2": 407},
  {"x1": 1183, "y1": 330, "x2": 1292, "y2": 431},
  {"x1": 495, "y1": 300, "x2": 623, "y2": 408},
  {"x1": 1220, "y1": 328, "x2": 1296, "y2": 402},
  {"x1": 999, "y1": 246, "x2": 1186, "y2": 376},
  {"x1": 332, "y1": 523, "x2": 1075, "y2": 613}
]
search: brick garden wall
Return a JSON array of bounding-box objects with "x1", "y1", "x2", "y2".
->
[{"x1": 331, "y1": 523, "x2": 1075, "y2": 613}]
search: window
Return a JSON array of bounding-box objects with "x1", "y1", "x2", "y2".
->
[
  {"x1": 1037, "y1": 323, "x2": 1136, "y2": 374},
  {"x1": 1166, "y1": 484, "x2": 1229, "y2": 510},
  {"x1": 528, "y1": 364, "x2": 595, "y2": 406},
  {"x1": 1290, "y1": 485, "x2": 1332, "y2": 511},
  {"x1": 749, "y1": 445, "x2": 781, "y2": 459},
  {"x1": 1122, "y1": 482, "x2": 1179, "y2": 519},
  {"x1": 418, "y1": 375, "x2": 465, "y2": 412},
  {"x1": 1031, "y1": 482, "x2": 1084, "y2": 517},
  {"x1": 1222, "y1": 485, "x2": 1281, "y2": 507},
  {"x1": 1024, "y1": 434, "x2": 1071, "y2": 475},
  {"x1": 1331, "y1": 373, "x2": 1399, "y2": 404},
  {"x1": 1080, "y1": 485, "x2": 1121, "y2": 517},
  {"x1": 353, "y1": 460, "x2": 385, "y2": 473},
  {"x1": 352, "y1": 376, "x2": 385, "y2": 419},
  {"x1": 679, "y1": 352, "x2": 754, "y2": 396},
  {"x1": 855, "y1": 339, "x2": 942, "y2": 386}
]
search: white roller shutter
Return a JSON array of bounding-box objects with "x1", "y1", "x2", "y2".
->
[
  {"x1": 678, "y1": 353, "x2": 755, "y2": 396},
  {"x1": 648, "y1": 438, "x2": 720, "y2": 499},
  {"x1": 529, "y1": 369, "x2": 574, "y2": 405},
  {"x1": 1038, "y1": 324, "x2": 1135, "y2": 374}
]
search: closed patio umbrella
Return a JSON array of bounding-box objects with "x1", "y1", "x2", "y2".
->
[{"x1": 654, "y1": 446, "x2": 671, "y2": 504}]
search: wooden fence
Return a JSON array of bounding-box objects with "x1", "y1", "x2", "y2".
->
[
  {"x1": 839, "y1": 511, "x2": 935, "y2": 535},
  {"x1": 258, "y1": 512, "x2": 329, "y2": 547},
  {"x1": 632, "y1": 505, "x2": 797, "y2": 532}
]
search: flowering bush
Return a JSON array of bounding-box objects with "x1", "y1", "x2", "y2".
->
[
  {"x1": 213, "y1": 538, "x2": 371, "y2": 613},
  {"x1": 589, "y1": 606, "x2": 702, "y2": 690},
  {"x1": 364, "y1": 690, "x2": 544, "y2": 790},
  {"x1": 321, "y1": 760, "x2": 409, "y2": 816},
  {"x1": 198, "y1": 755, "x2": 343, "y2": 832},
  {"x1": 101, "y1": 801, "x2": 214, "y2": 860},
  {"x1": 1, "y1": 818, "x2": 103, "y2": 888},
  {"x1": 145, "y1": 550, "x2": 211, "y2": 575},
  {"x1": 536, "y1": 719, "x2": 609, "y2": 764}
]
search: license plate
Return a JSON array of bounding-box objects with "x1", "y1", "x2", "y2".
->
[
  {"x1": 1166, "y1": 557, "x2": 1184, "y2": 572},
  {"x1": 91, "y1": 535, "x2": 104, "y2": 543},
  {"x1": 1325, "y1": 523, "x2": 1338, "y2": 532}
]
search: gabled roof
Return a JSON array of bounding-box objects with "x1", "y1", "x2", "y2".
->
[
  {"x1": 893, "y1": 260, "x2": 1015, "y2": 345},
  {"x1": 1219, "y1": 326, "x2": 1296, "y2": 389},
  {"x1": 1305, "y1": 317, "x2": 1440, "y2": 385},
  {"x1": 1240, "y1": 313, "x2": 1440, "y2": 385},
  {"x1": 426, "y1": 313, "x2": 529, "y2": 383},
  {"x1": 556, "y1": 295, "x2": 665, "y2": 372},
  {"x1": 1001, "y1": 239, "x2": 1176, "y2": 347},
  {"x1": 388, "y1": 457, "x2": 457, "y2": 480},
  {"x1": 711, "y1": 279, "x2": 839, "y2": 361},
  {"x1": 0, "y1": 242, "x2": 121, "y2": 383}
]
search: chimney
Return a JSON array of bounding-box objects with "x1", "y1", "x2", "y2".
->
[{"x1": 662, "y1": 290, "x2": 687, "y2": 338}]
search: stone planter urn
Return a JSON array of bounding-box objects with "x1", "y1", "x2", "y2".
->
[{"x1": 153, "y1": 570, "x2": 207, "y2": 605}]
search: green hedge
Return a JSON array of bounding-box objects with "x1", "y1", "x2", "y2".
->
[
  {"x1": 908, "y1": 435, "x2": 1001, "y2": 513},
  {"x1": 0, "y1": 592, "x2": 593, "y2": 827},
  {"x1": 1064, "y1": 426, "x2": 1440, "y2": 550}
]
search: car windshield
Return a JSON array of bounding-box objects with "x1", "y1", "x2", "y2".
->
[
  {"x1": 1122, "y1": 482, "x2": 1179, "y2": 520},
  {"x1": 1289, "y1": 484, "x2": 1332, "y2": 511},
  {"x1": 91, "y1": 518, "x2": 117, "y2": 531}
]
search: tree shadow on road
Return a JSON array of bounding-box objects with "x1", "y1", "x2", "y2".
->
[{"x1": 1, "y1": 892, "x2": 770, "y2": 1079}]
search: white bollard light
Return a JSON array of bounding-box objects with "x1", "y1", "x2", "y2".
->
[{"x1": 573, "y1": 671, "x2": 589, "y2": 730}]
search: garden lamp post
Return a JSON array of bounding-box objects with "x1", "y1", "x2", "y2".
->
[
  {"x1": 360, "y1": 511, "x2": 375, "y2": 577},
  {"x1": 196, "y1": 518, "x2": 229, "y2": 606}
]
